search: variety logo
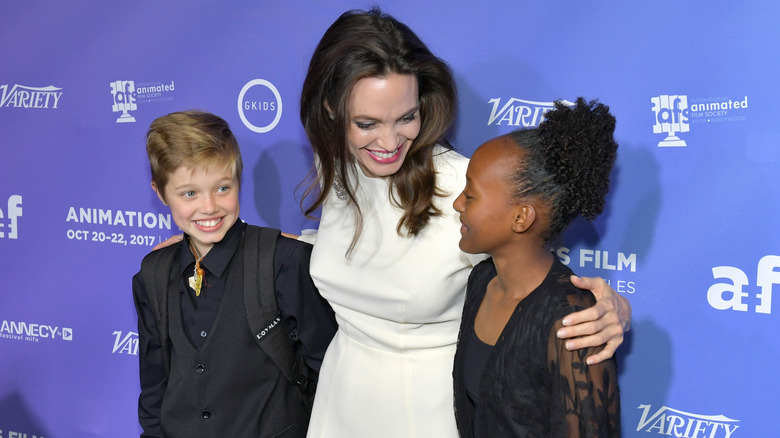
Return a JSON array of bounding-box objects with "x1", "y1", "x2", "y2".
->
[
  {"x1": 0, "y1": 195, "x2": 22, "y2": 239},
  {"x1": 0, "y1": 320, "x2": 72, "y2": 343},
  {"x1": 708, "y1": 255, "x2": 778, "y2": 314},
  {"x1": 112, "y1": 330, "x2": 138, "y2": 355},
  {"x1": 237, "y1": 79, "x2": 283, "y2": 133},
  {"x1": 636, "y1": 404, "x2": 739, "y2": 437},
  {"x1": 110, "y1": 79, "x2": 176, "y2": 123},
  {"x1": 651, "y1": 94, "x2": 748, "y2": 147},
  {"x1": 487, "y1": 98, "x2": 574, "y2": 128},
  {"x1": 0, "y1": 84, "x2": 63, "y2": 109}
]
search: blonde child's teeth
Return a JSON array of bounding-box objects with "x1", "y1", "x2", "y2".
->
[{"x1": 197, "y1": 219, "x2": 219, "y2": 227}]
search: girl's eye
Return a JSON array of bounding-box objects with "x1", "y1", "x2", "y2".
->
[
  {"x1": 182, "y1": 191, "x2": 196, "y2": 198},
  {"x1": 217, "y1": 186, "x2": 230, "y2": 193}
]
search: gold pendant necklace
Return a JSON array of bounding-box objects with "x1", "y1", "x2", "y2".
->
[{"x1": 188, "y1": 240, "x2": 205, "y2": 297}]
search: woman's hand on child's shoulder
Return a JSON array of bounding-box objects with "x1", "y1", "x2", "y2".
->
[
  {"x1": 556, "y1": 275, "x2": 632, "y2": 365},
  {"x1": 153, "y1": 234, "x2": 183, "y2": 250}
]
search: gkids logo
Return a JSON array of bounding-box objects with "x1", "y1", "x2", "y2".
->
[
  {"x1": 651, "y1": 95, "x2": 690, "y2": 147},
  {"x1": 110, "y1": 80, "x2": 137, "y2": 123},
  {"x1": 0, "y1": 84, "x2": 63, "y2": 109},
  {"x1": 112, "y1": 330, "x2": 138, "y2": 355},
  {"x1": 0, "y1": 195, "x2": 23, "y2": 239},
  {"x1": 487, "y1": 98, "x2": 574, "y2": 127},
  {"x1": 636, "y1": 404, "x2": 739, "y2": 437},
  {"x1": 237, "y1": 79, "x2": 282, "y2": 133},
  {"x1": 708, "y1": 255, "x2": 778, "y2": 314}
]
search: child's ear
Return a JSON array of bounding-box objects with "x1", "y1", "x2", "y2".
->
[
  {"x1": 512, "y1": 204, "x2": 536, "y2": 233},
  {"x1": 151, "y1": 181, "x2": 168, "y2": 206}
]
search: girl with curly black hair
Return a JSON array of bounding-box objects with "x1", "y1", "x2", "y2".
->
[{"x1": 452, "y1": 98, "x2": 621, "y2": 437}]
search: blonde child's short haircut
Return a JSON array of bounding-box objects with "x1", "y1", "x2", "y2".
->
[{"x1": 146, "y1": 110, "x2": 242, "y2": 199}]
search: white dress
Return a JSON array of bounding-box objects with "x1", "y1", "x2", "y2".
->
[{"x1": 305, "y1": 147, "x2": 481, "y2": 437}]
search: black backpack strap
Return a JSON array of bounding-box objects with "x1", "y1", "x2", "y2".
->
[
  {"x1": 243, "y1": 225, "x2": 298, "y2": 383},
  {"x1": 140, "y1": 243, "x2": 179, "y2": 375}
]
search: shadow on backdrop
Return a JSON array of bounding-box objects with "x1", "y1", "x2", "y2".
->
[
  {"x1": 0, "y1": 391, "x2": 51, "y2": 437},
  {"x1": 252, "y1": 139, "x2": 319, "y2": 233}
]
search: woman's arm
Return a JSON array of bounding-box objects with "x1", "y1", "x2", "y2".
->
[{"x1": 556, "y1": 275, "x2": 632, "y2": 365}]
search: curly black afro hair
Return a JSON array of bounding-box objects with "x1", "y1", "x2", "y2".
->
[{"x1": 505, "y1": 97, "x2": 617, "y2": 242}]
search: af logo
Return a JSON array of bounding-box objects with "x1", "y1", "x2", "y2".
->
[
  {"x1": 708, "y1": 255, "x2": 778, "y2": 314},
  {"x1": 0, "y1": 195, "x2": 22, "y2": 239},
  {"x1": 651, "y1": 95, "x2": 689, "y2": 147},
  {"x1": 110, "y1": 80, "x2": 137, "y2": 123}
]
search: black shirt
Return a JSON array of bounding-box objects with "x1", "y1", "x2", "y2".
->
[
  {"x1": 133, "y1": 219, "x2": 337, "y2": 437},
  {"x1": 453, "y1": 257, "x2": 621, "y2": 437}
]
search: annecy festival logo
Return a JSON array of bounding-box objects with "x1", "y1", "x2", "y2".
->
[
  {"x1": 487, "y1": 98, "x2": 574, "y2": 128},
  {"x1": 0, "y1": 195, "x2": 23, "y2": 239},
  {"x1": 0, "y1": 320, "x2": 73, "y2": 343},
  {"x1": 237, "y1": 79, "x2": 283, "y2": 133},
  {"x1": 651, "y1": 95, "x2": 689, "y2": 147},
  {"x1": 110, "y1": 80, "x2": 138, "y2": 123},
  {"x1": 637, "y1": 404, "x2": 739, "y2": 437},
  {"x1": 0, "y1": 84, "x2": 63, "y2": 109}
]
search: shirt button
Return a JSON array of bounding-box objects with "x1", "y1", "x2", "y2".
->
[
  {"x1": 195, "y1": 364, "x2": 205, "y2": 374},
  {"x1": 200, "y1": 331, "x2": 207, "y2": 338},
  {"x1": 202, "y1": 410, "x2": 211, "y2": 419}
]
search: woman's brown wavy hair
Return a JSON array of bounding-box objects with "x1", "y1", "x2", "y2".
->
[{"x1": 300, "y1": 8, "x2": 456, "y2": 255}]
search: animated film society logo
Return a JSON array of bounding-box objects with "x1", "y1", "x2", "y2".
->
[
  {"x1": 109, "y1": 79, "x2": 176, "y2": 123},
  {"x1": 112, "y1": 330, "x2": 138, "y2": 355},
  {"x1": 636, "y1": 404, "x2": 739, "y2": 437},
  {"x1": 708, "y1": 254, "x2": 778, "y2": 314},
  {"x1": 0, "y1": 195, "x2": 23, "y2": 240},
  {"x1": 0, "y1": 320, "x2": 72, "y2": 343},
  {"x1": 651, "y1": 94, "x2": 748, "y2": 147},
  {"x1": 237, "y1": 79, "x2": 283, "y2": 133},
  {"x1": 487, "y1": 98, "x2": 574, "y2": 127},
  {"x1": 0, "y1": 84, "x2": 63, "y2": 109},
  {"x1": 555, "y1": 246, "x2": 638, "y2": 294}
]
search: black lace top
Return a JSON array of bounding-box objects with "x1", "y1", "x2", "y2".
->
[{"x1": 453, "y1": 257, "x2": 621, "y2": 437}]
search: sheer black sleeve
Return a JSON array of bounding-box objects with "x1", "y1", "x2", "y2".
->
[{"x1": 548, "y1": 316, "x2": 621, "y2": 437}]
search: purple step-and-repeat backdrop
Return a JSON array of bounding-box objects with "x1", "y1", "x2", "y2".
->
[{"x1": 1, "y1": 2, "x2": 777, "y2": 437}]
